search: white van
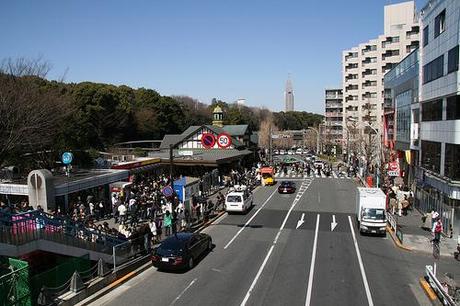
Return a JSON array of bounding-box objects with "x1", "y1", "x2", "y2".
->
[{"x1": 225, "y1": 190, "x2": 253, "y2": 213}]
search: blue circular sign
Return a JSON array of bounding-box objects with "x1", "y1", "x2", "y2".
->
[
  {"x1": 62, "y1": 152, "x2": 73, "y2": 165},
  {"x1": 162, "y1": 186, "x2": 174, "y2": 197}
]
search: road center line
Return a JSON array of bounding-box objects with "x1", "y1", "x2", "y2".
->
[
  {"x1": 170, "y1": 278, "x2": 197, "y2": 306},
  {"x1": 240, "y1": 180, "x2": 310, "y2": 306},
  {"x1": 224, "y1": 188, "x2": 278, "y2": 249},
  {"x1": 305, "y1": 214, "x2": 320, "y2": 306},
  {"x1": 348, "y1": 216, "x2": 374, "y2": 306}
]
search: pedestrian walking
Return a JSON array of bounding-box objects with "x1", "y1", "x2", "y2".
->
[{"x1": 164, "y1": 211, "x2": 172, "y2": 237}]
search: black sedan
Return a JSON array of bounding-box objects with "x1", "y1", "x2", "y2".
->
[
  {"x1": 151, "y1": 232, "x2": 212, "y2": 271},
  {"x1": 278, "y1": 181, "x2": 296, "y2": 194}
]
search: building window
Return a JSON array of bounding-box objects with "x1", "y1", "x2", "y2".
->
[
  {"x1": 423, "y1": 55, "x2": 444, "y2": 84},
  {"x1": 423, "y1": 25, "x2": 429, "y2": 47},
  {"x1": 434, "y1": 9, "x2": 446, "y2": 38},
  {"x1": 445, "y1": 144, "x2": 460, "y2": 180},
  {"x1": 446, "y1": 95, "x2": 460, "y2": 120},
  {"x1": 421, "y1": 140, "x2": 441, "y2": 173},
  {"x1": 422, "y1": 99, "x2": 442, "y2": 121},
  {"x1": 448, "y1": 45, "x2": 459, "y2": 74}
]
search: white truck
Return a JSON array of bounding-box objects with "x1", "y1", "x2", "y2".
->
[{"x1": 356, "y1": 187, "x2": 387, "y2": 235}]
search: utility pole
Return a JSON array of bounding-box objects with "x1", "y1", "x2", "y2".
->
[{"x1": 269, "y1": 125, "x2": 273, "y2": 165}]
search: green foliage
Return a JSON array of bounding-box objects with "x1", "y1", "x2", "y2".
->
[
  {"x1": 273, "y1": 111, "x2": 323, "y2": 130},
  {"x1": 0, "y1": 72, "x2": 323, "y2": 168}
]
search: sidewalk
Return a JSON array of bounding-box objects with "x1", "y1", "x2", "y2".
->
[
  {"x1": 393, "y1": 208, "x2": 458, "y2": 257},
  {"x1": 95, "y1": 186, "x2": 229, "y2": 237}
]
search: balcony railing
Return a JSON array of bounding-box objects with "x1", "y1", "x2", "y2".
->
[
  {"x1": 325, "y1": 94, "x2": 343, "y2": 99},
  {"x1": 326, "y1": 112, "x2": 344, "y2": 117}
]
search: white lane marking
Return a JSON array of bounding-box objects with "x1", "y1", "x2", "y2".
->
[
  {"x1": 240, "y1": 245, "x2": 275, "y2": 306},
  {"x1": 170, "y1": 278, "x2": 197, "y2": 306},
  {"x1": 348, "y1": 216, "x2": 374, "y2": 306},
  {"x1": 224, "y1": 188, "x2": 278, "y2": 249},
  {"x1": 305, "y1": 214, "x2": 320, "y2": 306},
  {"x1": 241, "y1": 180, "x2": 310, "y2": 306}
]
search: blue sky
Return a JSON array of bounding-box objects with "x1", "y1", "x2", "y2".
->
[{"x1": 0, "y1": 0, "x2": 426, "y2": 114}]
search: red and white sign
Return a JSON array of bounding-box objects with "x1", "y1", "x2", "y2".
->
[
  {"x1": 201, "y1": 133, "x2": 216, "y2": 149},
  {"x1": 217, "y1": 133, "x2": 232, "y2": 148},
  {"x1": 388, "y1": 160, "x2": 400, "y2": 177}
]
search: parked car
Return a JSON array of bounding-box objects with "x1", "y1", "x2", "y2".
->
[
  {"x1": 151, "y1": 232, "x2": 212, "y2": 271},
  {"x1": 280, "y1": 149, "x2": 286, "y2": 155},
  {"x1": 296, "y1": 148, "x2": 303, "y2": 155},
  {"x1": 278, "y1": 181, "x2": 296, "y2": 194}
]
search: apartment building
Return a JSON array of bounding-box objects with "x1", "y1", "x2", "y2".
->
[
  {"x1": 416, "y1": 0, "x2": 460, "y2": 233},
  {"x1": 342, "y1": 1, "x2": 419, "y2": 151},
  {"x1": 324, "y1": 89, "x2": 343, "y2": 151}
]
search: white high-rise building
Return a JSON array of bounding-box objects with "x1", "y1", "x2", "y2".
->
[{"x1": 342, "y1": 1, "x2": 419, "y2": 145}]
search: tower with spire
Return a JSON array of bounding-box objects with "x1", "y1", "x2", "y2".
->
[{"x1": 284, "y1": 75, "x2": 294, "y2": 112}]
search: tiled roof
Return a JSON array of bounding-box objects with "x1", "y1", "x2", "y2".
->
[
  {"x1": 222, "y1": 125, "x2": 249, "y2": 136},
  {"x1": 149, "y1": 148, "x2": 252, "y2": 164},
  {"x1": 160, "y1": 125, "x2": 245, "y2": 149}
]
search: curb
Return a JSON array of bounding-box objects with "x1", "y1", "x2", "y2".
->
[
  {"x1": 193, "y1": 211, "x2": 226, "y2": 233},
  {"x1": 419, "y1": 277, "x2": 440, "y2": 305},
  {"x1": 386, "y1": 225, "x2": 412, "y2": 251},
  {"x1": 76, "y1": 210, "x2": 227, "y2": 306}
]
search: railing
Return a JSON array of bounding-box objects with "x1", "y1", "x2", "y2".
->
[
  {"x1": 0, "y1": 210, "x2": 126, "y2": 253},
  {"x1": 425, "y1": 265, "x2": 458, "y2": 305}
]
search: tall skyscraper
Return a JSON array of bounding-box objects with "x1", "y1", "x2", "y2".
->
[{"x1": 285, "y1": 76, "x2": 294, "y2": 112}]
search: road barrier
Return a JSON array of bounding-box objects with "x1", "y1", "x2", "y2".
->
[{"x1": 425, "y1": 265, "x2": 457, "y2": 305}]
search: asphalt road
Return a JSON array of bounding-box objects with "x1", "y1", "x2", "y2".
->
[{"x1": 91, "y1": 177, "x2": 456, "y2": 306}]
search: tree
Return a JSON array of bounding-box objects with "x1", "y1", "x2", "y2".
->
[
  {"x1": 258, "y1": 115, "x2": 278, "y2": 149},
  {"x1": 0, "y1": 58, "x2": 72, "y2": 167}
]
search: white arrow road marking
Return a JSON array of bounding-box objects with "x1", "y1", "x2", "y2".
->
[
  {"x1": 331, "y1": 215, "x2": 338, "y2": 231},
  {"x1": 241, "y1": 180, "x2": 310, "y2": 306},
  {"x1": 296, "y1": 213, "x2": 306, "y2": 229}
]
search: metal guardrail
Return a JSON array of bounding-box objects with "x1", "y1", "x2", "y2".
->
[
  {"x1": 0, "y1": 210, "x2": 126, "y2": 256},
  {"x1": 425, "y1": 265, "x2": 458, "y2": 306},
  {"x1": 386, "y1": 212, "x2": 397, "y2": 232}
]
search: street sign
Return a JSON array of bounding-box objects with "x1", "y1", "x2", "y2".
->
[
  {"x1": 388, "y1": 160, "x2": 400, "y2": 177},
  {"x1": 62, "y1": 152, "x2": 73, "y2": 165},
  {"x1": 217, "y1": 133, "x2": 232, "y2": 148},
  {"x1": 162, "y1": 186, "x2": 174, "y2": 197},
  {"x1": 201, "y1": 133, "x2": 216, "y2": 149}
]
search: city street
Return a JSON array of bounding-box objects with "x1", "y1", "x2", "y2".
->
[{"x1": 92, "y1": 177, "x2": 451, "y2": 306}]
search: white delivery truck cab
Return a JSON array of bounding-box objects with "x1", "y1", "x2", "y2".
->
[{"x1": 356, "y1": 187, "x2": 387, "y2": 235}]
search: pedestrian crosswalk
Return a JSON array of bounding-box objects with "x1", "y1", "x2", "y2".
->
[{"x1": 274, "y1": 170, "x2": 353, "y2": 179}]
